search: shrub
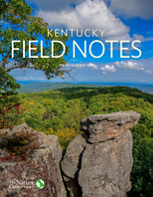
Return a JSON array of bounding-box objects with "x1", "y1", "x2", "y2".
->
[
  {"x1": 0, "y1": 127, "x2": 40, "y2": 161},
  {"x1": 45, "y1": 127, "x2": 78, "y2": 150},
  {"x1": 0, "y1": 94, "x2": 23, "y2": 129},
  {"x1": 128, "y1": 125, "x2": 153, "y2": 197},
  {"x1": 0, "y1": 67, "x2": 20, "y2": 129}
]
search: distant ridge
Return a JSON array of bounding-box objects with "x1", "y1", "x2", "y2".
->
[{"x1": 17, "y1": 81, "x2": 153, "y2": 94}]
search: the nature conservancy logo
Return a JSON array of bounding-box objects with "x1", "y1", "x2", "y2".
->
[
  {"x1": 9, "y1": 180, "x2": 35, "y2": 189},
  {"x1": 9, "y1": 179, "x2": 45, "y2": 190},
  {"x1": 35, "y1": 179, "x2": 45, "y2": 189}
]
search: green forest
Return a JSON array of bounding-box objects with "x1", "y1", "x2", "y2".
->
[{"x1": 7, "y1": 86, "x2": 152, "y2": 197}]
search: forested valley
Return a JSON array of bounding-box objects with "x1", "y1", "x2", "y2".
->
[{"x1": 1, "y1": 85, "x2": 153, "y2": 197}]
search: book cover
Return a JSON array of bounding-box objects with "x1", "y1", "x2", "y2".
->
[{"x1": 0, "y1": 0, "x2": 152, "y2": 197}]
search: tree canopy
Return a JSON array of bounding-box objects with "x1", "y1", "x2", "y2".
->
[
  {"x1": 0, "y1": 0, "x2": 70, "y2": 82},
  {"x1": 0, "y1": 67, "x2": 20, "y2": 94}
]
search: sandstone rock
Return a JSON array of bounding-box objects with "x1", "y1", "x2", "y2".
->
[
  {"x1": 62, "y1": 111, "x2": 140, "y2": 197},
  {"x1": 61, "y1": 133, "x2": 88, "y2": 179},
  {"x1": 80, "y1": 111, "x2": 140, "y2": 143},
  {"x1": 0, "y1": 123, "x2": 35, "y2": 138},
  {"x1": 78, "y1": 130, "x2": 133, "y2": 197},
  {"x1": 61, "y1": 133, "x2": 88, "y2": 197},
  {"x1": 0, "y1": 124, "x2": 67, "y2": 197}
]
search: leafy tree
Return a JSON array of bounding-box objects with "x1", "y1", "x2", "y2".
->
[
  {"x1": 0, "y1": 0, "x2": 70, "y2": 128},
  {"x1": 0, "y1": 67, "x2": 20, "y2": 95},
  {"x1": 0, "y1": 0, "x2": 70, "y2": 79},
  {"x1": 128, "y1": 124, "x2": 153, "y2": 197}
]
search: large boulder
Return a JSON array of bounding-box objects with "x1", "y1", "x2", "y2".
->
[
  {"x1": 61, "y1": 111, "x2": 140, "y2": 197},
  {"x1": 80, "y1": 111, "x2": 140, "y2": 143},
  {"x1": 0, "y1": 124, "x2": 67, "y2": 197}
]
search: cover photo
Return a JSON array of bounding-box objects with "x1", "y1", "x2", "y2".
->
[{"x1": 0, "y1": 0, "x2": 152, "y2": 197}]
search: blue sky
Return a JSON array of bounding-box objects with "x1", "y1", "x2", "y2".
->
[{"x1": 11, "y1": 0, "x2": 153, "y2": 84}]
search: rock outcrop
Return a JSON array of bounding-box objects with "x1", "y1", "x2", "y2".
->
[
  {"x1": 0, "y1": 123, "x2": 67, "y2": 197},
  {"x1": 0, "y1": 111, "x2": 140, "y2": 197},
  {"x1": 61, "y1": 111, "x2": 140, "y2": 197}
]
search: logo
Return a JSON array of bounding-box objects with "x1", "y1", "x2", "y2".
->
[
  {"x1": 35, "y1": 179, "x2": 45, "y2": 189},
  {"x1": 9, "y1": 180, "x2": 35, "y2": 189}
]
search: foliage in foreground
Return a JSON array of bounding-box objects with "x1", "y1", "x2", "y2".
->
[
  {"x1": 45, "y1": 127, "x2": 78, "y2": 150},
  {"x1": 0, "y1": 127, "x2": 40, "y2": 161}
]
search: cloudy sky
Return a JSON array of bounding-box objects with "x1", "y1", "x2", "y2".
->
[{"x1": 12, "y1": 0, "x2": 153, "y2": 84}]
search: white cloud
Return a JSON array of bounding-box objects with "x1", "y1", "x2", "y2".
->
[
  {"x1": 133, "y1": 34, "x2": 153, "y2": 42},
  {"x1": 30, "y1": 0, "x2": 153, "y2": 19},
  {"x1": 108, "y1": 0, "x2": 153, "y2": 19},
  {"x1": 27, "y1": 0, "x2": 83, "y2": 12},
  {"x1": 87, "y1": 63, "x2": 98, "y2": 69},
  {"x1": 133, "y1": 34, "x2": 145, "y2": 42},
  {"x1": 145, "y1": 37, "x2": 153, "y2": 41},
  {"x1": 146, "y1": 70, "x2": 153, "y2": 75},
  {"x1": 114, "y1": 61, "x2": 144, "y2": 70},
  {"x1": 38, "y1": 0, "x2": 130, "y2": 40},
  {"x1": 101, "y1": 65, "x2": 116, "y2": 74},
  {"x1": 65, "y1": 63, "x2": 98, "y2": 69}
]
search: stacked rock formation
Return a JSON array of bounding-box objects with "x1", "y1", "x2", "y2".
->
[{"x1": 61, "y1": 111, "x2": 140, "y2": 197}]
